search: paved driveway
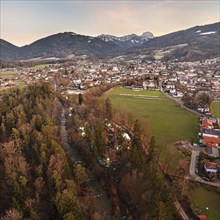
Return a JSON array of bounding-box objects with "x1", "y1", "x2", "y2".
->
[{"x1": 189, "y1": 150, "x2": 220, "y2": 187}]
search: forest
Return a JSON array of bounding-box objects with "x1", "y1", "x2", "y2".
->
[{"x1": 0, "y1": 82, "x2": 177, "y2": 220}]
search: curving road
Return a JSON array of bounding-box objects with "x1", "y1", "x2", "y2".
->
[
  {"x1": 189, "y1": 150, "x2": 199, "y2": 176},
  {"x1": 189, "y1": 150, "x2": 220, "y2": 187},
  {"x1": 160, "y1": 88, "x2": 201, "y2": 116}
]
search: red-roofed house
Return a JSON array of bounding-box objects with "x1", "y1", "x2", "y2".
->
[
  {"x1": 203, "y1": 136, "x2": 220, "y2": 148},
  {"x1": 204, "y1": 162, "x2": 218, "y2": 174},
  {"x1": 198, "y1": 215, "x2": 208, "y2": 220},
  {"x1": 201, "y1": 119, "x2": 213, "y2": 130}
]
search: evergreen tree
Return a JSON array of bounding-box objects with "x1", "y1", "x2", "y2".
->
[
  {"x1": 78, "y1": 93, "x2": 83, "y2": 105},
  {"x1": 105, "y1": 98, "x2": 112, "y2": 120},
  {"x1": 131, "y1": 120, "x2": 144, "y2": 170},
  {"x1": 94, "y1": 120, "x2": 107, "y2": 157},
  {"x1": 74, "y1": 164, "x2": 88, "y2": 195}
]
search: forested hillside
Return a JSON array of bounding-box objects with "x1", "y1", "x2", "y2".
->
[
  {"x1": 0, "y1": 83, "x2": 82, "y2": 219},
  {"x1": 0, "y1": 82, "x2": 177, "y2": 219}
]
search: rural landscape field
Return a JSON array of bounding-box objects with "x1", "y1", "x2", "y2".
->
[
  {"x1": 105, "y1": 88, "x2": 220, "y2": 220},
  {"x1": 211, "y1": 101, "x2": 220, "y2": 118},
  {"x1": 105, "y1": 88, "x2": 199, "y2": 169}
]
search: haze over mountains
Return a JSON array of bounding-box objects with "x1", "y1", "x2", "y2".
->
[{"x1": 0, "y1": 22, "x2": 219, "y2": 61}]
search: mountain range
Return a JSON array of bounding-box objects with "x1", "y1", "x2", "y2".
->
[
  {"x1": 97, "y1": 32, "x2": 154, "y2": 48},
  {"x1": 0, "y1": 22, "x2": 219, "y2": 61}
]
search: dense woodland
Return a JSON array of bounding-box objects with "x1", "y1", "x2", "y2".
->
[
  {"x1": 0, "y1": 83, "x2": 82, "y2": 219},
  {"x1": 0, "y1": 82, "x2": 177, "y2": 219}
]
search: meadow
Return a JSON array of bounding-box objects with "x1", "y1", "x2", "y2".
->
[
  {"x1": 0, "y1": 70, "x2": 18, "y2": 79},
  {"x1": 187, "y1": 184, "x2": 220, "y2": 220},
  {"x1": 106, "y1": 88, "x2": 199, "y2": 145},
  {"x1": 105, "y1": 88, "x2": 220, "y2": 219},
  {"x1": 211, "y1": 101, "x2": 220, "y2": 118},
  {"x1": 105, "y1": 88, "x2": 199, "y2": 170},
  {"x1": 30, "y1": 64, "x2": 50, "y2": 70}
]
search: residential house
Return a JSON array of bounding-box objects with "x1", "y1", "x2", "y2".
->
[{"x1": 204, "y1": 162, "x2": 218, "y2": 174}]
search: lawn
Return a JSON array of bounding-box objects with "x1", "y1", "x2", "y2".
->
[
  {"x1": 211, "y1": 101, "x2": 220, "y2": 118},
  {"x1": 105, "y1": 88, "x2": 199, "y2": 170},
  {"x1": 187, "y1": 185, "x2": 220, "y2": 220}
]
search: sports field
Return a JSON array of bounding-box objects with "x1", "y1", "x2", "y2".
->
[{"x1": 105, "y1": 88, "x2": 199, "y2": 170}]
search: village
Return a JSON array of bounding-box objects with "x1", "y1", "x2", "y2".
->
[
  {"x1": 1, "y1": 56, "x2": 220, "y2": 220},
  {"x1": 1, "y1": 56, "x2": 220, "y2": 181}
]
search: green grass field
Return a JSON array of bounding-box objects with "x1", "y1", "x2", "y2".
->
[
  {"x1": 187, "y1": 185, "x2": 220, "y2": 220},
  {"x1": 30, "y1": 64, "x2": 50, "y2": 70},
  {"x1": 105, "y1": 88, "x2": 217, "y2": 219},
  {"x1": 105, "y1": 88, "x2": 199, "y2": 170},
  {"x1": 106, "y1": 88, "x2": 198, "y2": 144},
  {"x1": 211, "y1": 101, "x2": 220, "y2": 118}
]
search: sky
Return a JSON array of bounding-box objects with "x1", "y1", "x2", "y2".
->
[{"x1": 1, "y1": 0, "x2": 219, "y2": 46}]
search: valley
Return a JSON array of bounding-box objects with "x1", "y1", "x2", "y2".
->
[{"x1": 0, "y1": 20, "x2": 220, "y2": 220}]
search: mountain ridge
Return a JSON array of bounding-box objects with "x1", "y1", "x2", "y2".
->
[
  {"x1": 0, "y1": 22, "x2": 219, "y2": 61},
  {"x1": 97, "y1": 32, "x2": 154, "y2": 48}
]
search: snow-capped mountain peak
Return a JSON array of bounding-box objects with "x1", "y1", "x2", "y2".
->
[
  {"x1": 97, "y1": 32, "x2": 154, "y2": 48},
  {"x1": 141, "y1": 32, "x2": 154, "y2": 40}
]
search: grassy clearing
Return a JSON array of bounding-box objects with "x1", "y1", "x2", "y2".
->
[
  {"x1": 187, "y1": 184, "x2": 220, "y2": 220},
  {"x1": 107, "y1": 87, "x2": 164, "y2": 96},
  {"x1": 105, "y1": 89, "x2": 198, "y2": 145},
  {"x1": 30, "y1": 64, "x2": 50, "y2": 70},
  {"x1": 211, "y1": 101, "x2": 220, "y2": 118},
  {"x1": 105, "y1": 88, "x2": 199, "y2": 170}
]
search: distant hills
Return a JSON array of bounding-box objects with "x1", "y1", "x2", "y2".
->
[
  {"x1": 0, "y1": 32, "x2": 119, "y2": 60},
  {"x1": 0, "y1": 39, "x2": 19, "y2": 60},
  {"x1": 0, "y1": 22, "x2": 219, "y2": 61},
  {"x1": 141, "y1": 22, "x2": 220, "y2": 61}
]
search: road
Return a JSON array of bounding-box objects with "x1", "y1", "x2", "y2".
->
[
  {"x1": 174, "y1": 201, "x2": 190, "y2": 220},
  {"x1": 189, "y1": 150, "x2": 200, "y2": 176},
  {"x1": 160, "y1": 88, "x2": 201, "y2": 116},
  {"x1": 189, "y1": 150, "x2": 220, "y2": 187}
]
